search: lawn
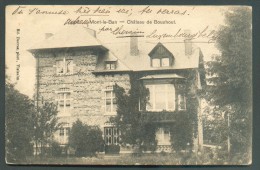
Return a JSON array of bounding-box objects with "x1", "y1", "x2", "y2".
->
[{"x1": 24, "y1": 153, "x2": 202, "y2": 165}]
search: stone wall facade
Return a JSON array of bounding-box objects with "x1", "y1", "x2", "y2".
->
[{"x1": 34, "y1": 48, "x2": 130, "y2": 144}]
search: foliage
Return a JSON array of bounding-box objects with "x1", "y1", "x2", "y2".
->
[
  {"x1": 203, "y1": 107, "x2": 229, "y2": 148},
  {"x1": 69, "y1": 119, "x2": 104, "y2": 157},
  {"x1": 111, "y1": 73, "x2": 199, "y2": 153},
  {"x1": 110, "y1": 74, "x2": 157, "y2": 151},
  {"x1": 51, "y1": 141, "x2": 62, "y2": 157},
  {"x1": 169, "y1": 112, "x2": 193, "y2": 152},
  {"x1": 169, "y1": 76, "x2": 198, "y2": 153},
  {"x1": 34, "y1": 102, "x2": 60, "y2": 156},
  {"x1": 5, "y1": 83, "x2": 35, "y2": 162},
  {"x1": 206, "y1": 7, "x2": 252, "y2": 163}
]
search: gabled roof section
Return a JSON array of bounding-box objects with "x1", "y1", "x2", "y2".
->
[
  {"x1": 94, "y1": 50, "x2": 131, "y2": 73},
  {"x1": 28, "y1": 26, "x2": 107, "y2": 51},
  {"x1": 148, "y1": 42, "x2": 173, "y2": 58},
  {"x1": 101, "y1": 40, "x2": 201, "y2": 71}
]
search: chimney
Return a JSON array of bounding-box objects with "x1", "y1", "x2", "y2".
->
[
  {"x1": 85, "y1": 28, "x2": 96, "y2": 37},
  {"x1": 45, "y1": 33, "x2": 53, "y2": 39},
  {"x1": 184, "y1": 30, "x2": 192, "y2": 55},
  {"x1": 130, "y1": 35, "x2": 139, "y2": 56}
]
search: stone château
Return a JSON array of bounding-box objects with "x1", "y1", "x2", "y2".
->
[{"x1": 28, "y1": 26, "x2": 206, "y2": 154}]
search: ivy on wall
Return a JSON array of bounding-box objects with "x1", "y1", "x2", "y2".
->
[
  {"x1": 110, "y1": 73, "x2": 156, "y2": 150},
  {"x1": 110, "y1": 71, "x2": 199, "y2": 152}
]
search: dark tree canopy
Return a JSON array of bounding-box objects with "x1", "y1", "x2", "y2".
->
[
  {"x1": 5, "y1": 83, "x2": 35, "y2": 162},
  {"x1": 5, "y1": 66, "x2": 60, "y2": 160},
  {"x1": 206, "y1": 7, "x2": 252, "y2": 163},
  {"x1": 207, "y1": 7, "x2": 252, "y2": 106}
]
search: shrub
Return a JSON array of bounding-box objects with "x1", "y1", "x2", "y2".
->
[
  {"x1": 69, "y1": 119, "x2": 104, "y2": 157},
  {"x1": 51, "y1": 141, "x2": 62, "y2": 157}
]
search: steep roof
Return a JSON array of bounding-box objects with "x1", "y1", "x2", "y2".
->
[
  {"x1": 29, "y1": 26, "x2": 106, "y2": 51},
  {"x1": 95, "y1": 50, "x2": 131, "y2": 72},
  {"x1": 28, "y1": 26, "x2": 203, "y2": 72},
  {"x1": 94, "y1": 40, "x2": 202, "y2": 72}
]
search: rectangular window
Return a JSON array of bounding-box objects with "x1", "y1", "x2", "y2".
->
[
  {"x1": 58, "y1": 123, "x2": 70, "y2": 144},
  {"x1": 152, "y1": 57, "x2": 170, "y2": 67},
  {"x1": 66, "y1": 59, "x2": 73, "y2": 74},
  {"x1": 152, "y1": 58, "x2": 160, "y2": 67},
  {"x1": 104, "y1": 127, "x2": 120, "y2": 145},
  {"x1": 65, "y1": 127, "x2": 70, "y2": 136},
  {"x1": 56, "y1": 58, "x2": 73, "y2": 75},
  {"x1": 178, "y1": 94, "x2": 186, "y2": 110},
  {"x1": 155, "y1": 85, "x2": 166, "y2": 111},
  {"x1": 56, "y1": 60, "x2": 64, "y2": 74},
  {"x1": 105, "y1": 62, "x2": 116, "y2": 70},
  {"x1": 104, "y1": 86, "x2": 117, "y2": 114},
  {"x1": 162, "y1": 58, "x2": 170, "y2": 67},
  {"x1": 59, "y1": 128, "x2": 64, "y2": 136},
  {"x1": 156, "y1": 127, "x2": 171, "y2": 145},
  {"x1": 146, "y1": 84, "x2": 175, "y2": 111},
  {"x1": 57, "y1": 89, "x2": 71, "y2": 117}
]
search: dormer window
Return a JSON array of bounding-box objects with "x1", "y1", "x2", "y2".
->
[
  {"x1": 151, "y1": 57, "x2": 170, "y2": 67},
  {"x1": 105, "y1": 61, "x2": 116, "y2": 70},
  {"x1": 162, "y1": 58, "x2": 170, "y2": 67},
  {"x1": 149, "y1": 43, "x2": 174, "y2": 68},
  {"x1": 152, "y1": 59, "x2": 160, "y2": 67}
]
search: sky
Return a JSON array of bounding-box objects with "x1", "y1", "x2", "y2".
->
[{"x1": 6, "y1": 5, "x2": 227, "y2": 98}]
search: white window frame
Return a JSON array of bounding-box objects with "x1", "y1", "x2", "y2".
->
[
  {"x1": 104, "y1": 86, "x2": 117, "y2": 115},
  {"x1": 146, "y1": 84, "x2": 176, "y2": 112},
  {"x1": 105, "y1": 62, "x2": 116, "y2": 70},
  {"x1": 104, "y1": 127, "x2": 120, "y2": 145},
  {"x1": 56, "y1": 87, "x2": 72, "y2": 117},
  {"x1": 55, "y1": 58, "x2": 74, "y2": 75},
  {"x1": 152, "y1": 58, "x2": 160, "y2": 67},
  {"x1": 161, "y1": 58, "x2": 170, "y2": 67},
  {"x1": 152, "y1": 57, "x2": 170, "y2": 67},
  {"x1": 58, "y1": 123, "x2": 70, "y2": 144},
  {"x1": 156, "y1": 127, "x2": 171, "y2": 145}
]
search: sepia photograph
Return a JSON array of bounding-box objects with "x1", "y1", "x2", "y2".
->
[{"x1": 5, "y1": 5, "x2": 252, "y2": 165}]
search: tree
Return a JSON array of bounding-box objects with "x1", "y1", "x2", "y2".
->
[
  {"x1": 206, "y1": 7, "x2": 252, "y2": 163},
  {"x1": 34, "y1": 102, "x2": 60, "y2": 156},
  {"x1": 5, "y1": 83, "x2": 35, "y2": 162},
  {"x1": 69, "y1": 119, "x2": 104, "y2": 157},
  {"x1": 170, "y1": 112, "x2": 193, "y2": 153},
  {"x1": 110, "y1": 74, "x2": 157, "y2": 153}
]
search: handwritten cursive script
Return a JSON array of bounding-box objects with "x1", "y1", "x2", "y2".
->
[
  {"x1": 98, "y1": 25, "x2": 144, "y2": 36},
  {"x1": 146, "y1": 26, "x2": 218, "y2": 42}
]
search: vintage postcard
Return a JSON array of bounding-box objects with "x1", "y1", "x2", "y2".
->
[{"x1": 5, "y1": 5, "x2": 252, "y2": 165}]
